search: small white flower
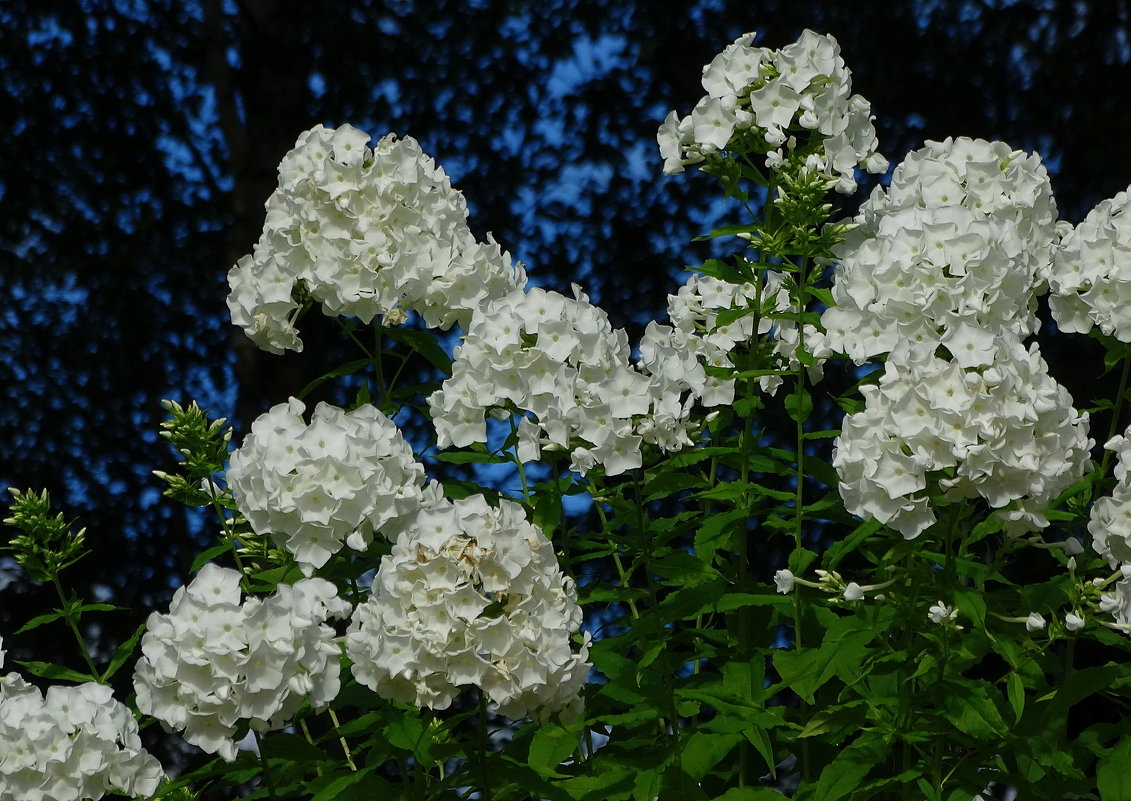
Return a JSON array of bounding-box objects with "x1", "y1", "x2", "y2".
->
[
  {"x1": 1025, "y1": 612, "x2": 1047, "y2": 632},
  {"x1": 842, "y1": 582, "x2": 864, "y2": 602},
  {"x1": 774, "y1": 569, "x2": 795, "y2": 594},
  {"x1": 1065, "y1": 611, "x2": 1085, "y2": 631},
  {"x1": 928, "y1": 601, "x2": 955, "y2": 625}
]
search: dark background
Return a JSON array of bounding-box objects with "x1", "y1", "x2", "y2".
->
[{"x1": 1, "y1": 0, "x2": 1129, "y2": 772}]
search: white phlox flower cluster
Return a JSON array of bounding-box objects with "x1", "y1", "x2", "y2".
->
[
  {"x1": 0, "y1": 637, "x2": 164, "y2": 801},
  {"x1": 1088, "y1": 426, "x2": 1131, "y2": 567},
  {"x1": 227, "y1": 397, "x2": 440, "y2": 575},
  {"x1": 346, "y1": 495, "x2": 590, "y2": 721},
  {"x1": 226, "y1": 124, "x2": 526, "y2": 354},
  {"x1": 657, "y1": 29, "x2": 887, "y2": 192},
  {"x1": 819, "y1": 137, "x2": 1058, "y2": 364},
  {"x1": 1049, "y1": 183, "x2": 1131, "y2": 342},
  {"x1": 1099, "y1": 564, "x2": 1131, "y2": 630},
  {"x1": 133, "y1": 564, "x2": 351, "y2": 762},
  {"x1": 639, "y1": 271, "x2": 822, "y2": 401},
  {"x1": 833, "y1": 338, "x2": 1092, "y2": 539},
  {"x1": 428, "y1": 286, "x2": 695, "y2": 476}
]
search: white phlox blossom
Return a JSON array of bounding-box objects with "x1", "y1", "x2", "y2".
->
[
  {"x1": 1088, "y1": 426, "x2": 1131, "y2": 567},
  {"x1": 227, "y1": 397, "x2": 440, "y2": 575},
  {"x1": 1099, "y1": 565, "x2": 1131, "y2": 630},
  {"x1": 832, "y1": 337, "x2": 1092, "y2": 539},
  {"x1": 133, "y1": 564, "x2": 351, "y2": 762},
  {"x1": 657, "y1": 29, "x2": 886, "y2": 192},
  {"x1": 0, "y1": 636, "x2": 164, "y2": 801},
  {"x1": 346, "y1": 495, "x2": 590, "y2": 721},
  {"x1": 428, "y1": 286, "x2": 695, "y2": 476},
  {"x1": 226, "y1": 124, "x2": 526, "y2": 353},
  {"x1": 1049, "y1": 183, "x2": 1131, "y2": 342},
  {"x1": 819, "y1": 137, "x2": 1058, "y2": 364},
  {"x1": 639, "y1": 272, "x2": 823, "y2": 401}
]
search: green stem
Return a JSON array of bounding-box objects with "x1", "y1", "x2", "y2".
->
[
  {"x1": 1101, "y1": 354, "x2": 1131, "y2": 478},
  {"x1": 328, "y1": 707, "x2": 357, "y2": 771},
  {"x1": 477, "y1": 693, "x2": 495, "y2": 801},
  {"x1": 50, "y1": 573, "x2": 99, "y2": 680},
  {"x1": 255, "y1": 730, "x2": 277, "y2": 800}
]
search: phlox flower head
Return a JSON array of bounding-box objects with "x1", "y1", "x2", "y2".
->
[
  {"x1": 1049, "y1": 184, "x2": 1131, "y2": 342},
  {"x1": 227, "y1": 397, "x2": 440, "y2": 575},
  {"x1": 132, "y1": 564, "x2": 351, "y2": 762},
  {"x1": 832, "y1": 336, "x2": 1092, "y2": 539},
  {"x1": 639, "y1": 271, "x2": 823, "y2": 402},
  {"x1": 1088, "y1": 425, "x2": 1131, "y2": 567},
  {"x1": 819, "y1": 137, "x2": 1058, "y2": 364},
  {"x1": 428, "y1": 286, "x2": 696, "y2": 476},
  {"x1": 346, "y1": 495, "x2": 590, "y2": 722},
  {"x1": 0, "y1": 646, "x2": 164, "y2": 801},
  {"x1": 657, "y1": 30, "x2": 886, "y2": 192},
  {"x1": 226, "y1": 124, "x2": 525, "y2": 354}
]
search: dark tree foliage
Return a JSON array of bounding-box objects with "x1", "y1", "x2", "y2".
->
[{"x1": 1, "y1": 0, "x2": 1129, "y2": 774}]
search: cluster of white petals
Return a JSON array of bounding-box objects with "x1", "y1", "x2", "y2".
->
[
  {"x1": 819, "y1": 137, "x2": 1058, "y2": 363},
  {"x1": 133, "y1": 564, "x2": 350, "y2": 762},
  {"x1": 429, "y1": 286, "x2": 694, "y2": 476},
  {"x1": 657, "y1": 29, "x2": 886, "y2": 192},
  {"x1": 833, "y1": 339, "x2": 1092, "y2": 538},
  {"x1": 1089, "y1": 426, "x2": 1131, "y2": 567},
  {"x1": 1099, "y1": 565, "x2": 1131, "y2": 629},
  {"x1": 227, "y1": 124, "x2": 525, "y2": 354},
  {"x1": 0, "y1": 637, "x2": 164, "y2": 801},
  {"x1": 228, "y1": 398, "x2": 439, "y2": 575},
  {"x1": 347, "y1": 496, "x2": 589, "y2": 721},
  {"x1": 1049, "y1": 184, "x2": 1131, "y2": 342},
  {"x1": 640, "y1": 271, "x2": 820, "y2": 400}
]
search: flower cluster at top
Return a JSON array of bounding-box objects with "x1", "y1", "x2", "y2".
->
[
  {"x1": 226, "y1": 124, "x2": 526, "y2": 354},
  {"x1": 657, "y1": 29, "x2": 887, "y2": 192},
  {"x1": 817, "y1": 137, "x2": 1058, "y2": 365},
  {"x1": 833, "y1": 337, "x2": 1092, "y2": 538},
  {"x1": 346, "y1": 495, "x2": 590, "y2": 721},
  {"x1": 0, "y1": 636, "x2": 164, "y2": 801},
  {"x1": 133, "y1": 564, "x2": 351, "y2": 762},
  {"x1": 428, "y1": 286, "x2": 697, "y2": 476},
  {"x1": 1049, "y1": 182, "x2": 1131, "y2": 342},
  {"x1": 227, "y1": 398, "x2": 440, "y2": 575}
]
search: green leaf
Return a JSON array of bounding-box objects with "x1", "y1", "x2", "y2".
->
[
  {"x1": 715, "y1": 789, "x2": 787, "y2": 800},
  {"x1": 16, "y1": 661, "x2": 96, "y2": 683},
  {"x1": 783, "y1": 388, "x2": 813, "y2": 423},
  {"x1": 821, "y1": 518, "x2": 881, "y2": 571},
  {"x1": 695, "y1": 509, "x2": 748, "y2": 555},
  {"x1": 681, "y1": 732, "x2": 743, "y2": 780},
  {"x1": 14, "y1": 610, "x2": 65, "y2": 634},
  {"x1": 1006, "y1": 672, "x2": 1025, "y2": 723},
  {"x1": 308, "y1": 766, "x2": 381, "y2": 801},
  {"x1": 296, "y1": 358, "x2": 371, "y2": 400},
  {"x1": 431, "y1": 450, "x2": 509, "y2": 465},
  {"x1": 813, "y1": 734, "x2": 887, "y2": 801},
  {"x1": 261, "y1": 732, "x2": 330, "y2": 764},
  {"x1": 529, "y1": 723, "x2": 580, "y2": 778},
  {"x1": 940, "y1": 680, "x2": 1007, "y2": 739},
  {"x1": 1099, "y1": 736, "x2": 1131, "y2": 801},
  {"x1": 101, "y1": 622, "x2": 146, "y2": 682},
  {"x1": 190, "y1": 543, "x2": 232, "y2": 574},
  {"x1": 383, "y1": 326, "x2": 453, "y2": 375},
  {"x1": 743, "y1": 725, "x2": 779, "y2": 779}
]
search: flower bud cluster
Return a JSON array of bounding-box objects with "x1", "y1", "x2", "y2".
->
[
  {"x1": 1049, "y1": 183, "x2": 1131, "y2": 342},
  {"x1": 226, "y1": 124, "x2": 525, "y2": 354},
  {"x1": 1, "y1": 637, "x2": 164, "y2": 801},
  {"x1": 640, "y1": 271, "x2": 820, "y2": 400},
  {"x1": 657, "y1": 30, "x2": 886, "y2": 192},
  {"x1": 819, "y1": 137, "x2": 1058, "y2": 364},
  {"x1": 429, "y1": 286, "x2": 694, "y2": 476},
  {"x1": 1089, "y1": 426, "x2": 1131, "y2": 567},
  {"x1": 833, "y1": 338, "x2": 1092, "y2": 538},
  {"x1": 346, "y1": 496, "x2": 590, "y2": 721},
  {"x1": 227, "y1": 398, "x2": 439, "y2": 574},
  {"x1": 133, "y1": 564, "x2": 351, "y2": 762}
]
